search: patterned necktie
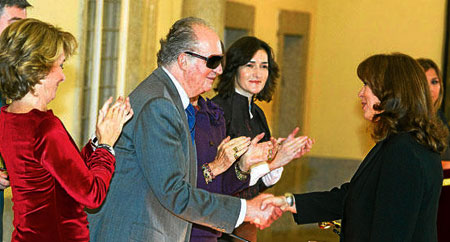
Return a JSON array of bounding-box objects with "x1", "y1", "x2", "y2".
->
[{"x1": 185, "y1": 103, "x2": 196, "y2": 143}]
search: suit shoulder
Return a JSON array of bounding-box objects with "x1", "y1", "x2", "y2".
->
[
  {"x1": 129, "y1": 70, "x2": 177, "y2": 112},
  {"x1": 385, "y1": 132, "x2": 435, "y2": 152},
  {"x1": 382, "y1": 132, "x2": 440, "y2": 167},
  {"x1": 130, "y1": 73, "x2": 167, "y2": 100}
]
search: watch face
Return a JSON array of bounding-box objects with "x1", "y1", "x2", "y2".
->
[{"x1": 285, "y1": 193, "x2": 294, "y2": 207}]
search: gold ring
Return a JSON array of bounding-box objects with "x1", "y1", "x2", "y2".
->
[
  {"x1": 267, "y1": 153, "x2": 272, "y2": 161},
  {"x1": 234, "y1": 153, "x2": 239, "y2": 160},
  {"x1": 233, "y1": 147, "x2": 238, "y2": 153}
]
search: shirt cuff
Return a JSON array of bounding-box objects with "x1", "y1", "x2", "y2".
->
[
  {"x1": 262, "y1": 167, "x2": 284, "y2": 186},
  {"x1": 235, "y1": 199, "x2": 246, "y2": 228},
  {"x1": 249, "y1": 162, "x2": 270, "y2": 186},
  {"x1": 91, "y1": 135, "x2": 99, "y2": 149}
]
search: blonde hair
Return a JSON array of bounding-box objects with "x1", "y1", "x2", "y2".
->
[{"x1": 0, "y1": 18, "x2": 77, "y2": 100}]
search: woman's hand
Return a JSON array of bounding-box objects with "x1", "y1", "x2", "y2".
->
[
  {"x1": 96, "y1": 96, "x2": 134, "y2": 146},
  {"x1": 261, "y1": 195, "x2": 297, "y2": 213},
  {"x1": 268, "y1": 127, "x2": 314, "y2": 171},
  {"x1": 208, "y1": 136, "x2": 251, "y2": 176},
  {"x1": 238, "y1": 133, "x2": 272, "y2": 172}
]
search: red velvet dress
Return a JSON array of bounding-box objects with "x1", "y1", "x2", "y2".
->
[{"x1": 0, "y1": 106, "x2": 115, "y2": 242}]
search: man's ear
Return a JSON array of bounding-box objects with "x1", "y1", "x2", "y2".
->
[{"x1": 178, "y1": 53, "x2": 188, "y2": 71}]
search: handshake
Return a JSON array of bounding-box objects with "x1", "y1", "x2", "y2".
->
[{"x1": 243, "y1": 193, "x2": 297, "y2": 229}]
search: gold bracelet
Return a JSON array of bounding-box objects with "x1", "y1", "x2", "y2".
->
[
  {"x1": 202, "y1": 163, "x2": 215, "y2": 184},
  {"x1": 235, "y1": 163, "x2": 249, "y2": 181}
]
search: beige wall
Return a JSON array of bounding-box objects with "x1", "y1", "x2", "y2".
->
[
  {"x1": 27, "y1": 0, "x2": 84, "y2": 141},
  {"x1": 310, "y1": 0, "x2": 446, "y2": 159},
  {"x1": 227, "y1": 0, "x2": 446, "y2": 160}
]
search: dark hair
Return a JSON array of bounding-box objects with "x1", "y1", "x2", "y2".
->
[
  {"x1": 416, "y1": 58, "x2": 443, "y2": 110},
  {"x1": 357, "y1": 53, "x2": 447, "y2": 153},
  {"x1": 157, "y1": 17, "x2": 209, "y2": 67},
  {"x1": 0, "y1": 0, "x2": 31, "y2": 14},
  {"x1": 0, "y1": 18, "x2": 77, "y2": 101},
  {"x1": 215, "y1": 36, "x2": 279, "y2": 102}
]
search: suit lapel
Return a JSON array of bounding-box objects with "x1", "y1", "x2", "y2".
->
[
  {"x1": 254, "y1": 105, "x2": 271, "y2": 137},
  {"x1": 153, "y1": 68, "x2": 197, "y2": 187}
]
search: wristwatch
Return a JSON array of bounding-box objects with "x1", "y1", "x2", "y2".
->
[
  {"x1": 97, "y1": 143, "x2": 115, "y2": 156},
  {"x1": 284, "y1": 192, "x2": 295, "y2": 207}
]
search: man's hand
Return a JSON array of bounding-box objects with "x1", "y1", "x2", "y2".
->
[{"x1": 244, "y1": 193, "x2": 283, "y2": 229}]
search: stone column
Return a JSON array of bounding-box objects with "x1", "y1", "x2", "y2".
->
[
  {"x1": 182, "y1": 0, "x2": 225, "y2": 98},
  {"x1": 182, "y1": 0, "x2": 225, "y2": 39},
  {"x1": 124, "y1": 0, "x2": 158, "y2": 95}
]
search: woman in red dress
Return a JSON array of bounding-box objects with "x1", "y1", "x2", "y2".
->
[{"x1": 0, "y1": 18, "x2": 133, "y2": 241}]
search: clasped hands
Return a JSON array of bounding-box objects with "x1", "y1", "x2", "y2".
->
[{"x1": 245, "y1": 193, "x2": 297, "y2": 229}]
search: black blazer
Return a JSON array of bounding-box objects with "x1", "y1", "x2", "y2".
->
[
  {"x1": 293, "y1": 132, "x2": 442, "y2": 242},
  {"x1": 438, "y1": 110, "x2": 450, "y2": 160},
  {"x1": 212, "y1": 92, "x2": 271, "y2": 142},
  {"x1": 212, "y1": 92, "x2": 271, "y2": 199}
]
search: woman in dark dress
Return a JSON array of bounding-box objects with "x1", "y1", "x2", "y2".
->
[
  {"x1": 213, "y1": 36, "x2": 313, "y2": 241},
  {"x1": 262, "y1": 53, "x2": 448, "y2": 242},
  {"x1": 188, "y1": 39, "x2": 294, "y2": 241},
  {"x1": 189, "y1": 94, "x2": 274, "y2": 242},
  {"x1": 417, "y1": 58, "x2": 450, "y2": 160},
  {"x1": 417, "y1": 58, "x2": 450, "y2": 241}
]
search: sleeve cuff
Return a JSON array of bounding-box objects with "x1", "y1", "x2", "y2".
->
[
  {"x1": 91, "y1": 135, "x2": 99, "y2": 149},
  {"x1": 235, "y1": 199, "x2": 246, "y2": 228},
  {"x1": 249, "y1": 162, "x2": 270, "y2": 186},
  {"x1": 262, "y1": 167, "x2": 284, "y2": 186}
]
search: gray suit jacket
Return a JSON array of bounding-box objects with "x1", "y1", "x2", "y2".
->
[{"x1": 87, "y1": 68, "x2": 241, "y2": 242}]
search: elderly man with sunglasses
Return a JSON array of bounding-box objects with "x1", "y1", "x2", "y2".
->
[{"x1": 87, "y1": 17, "x2": 282, "y2": 242}]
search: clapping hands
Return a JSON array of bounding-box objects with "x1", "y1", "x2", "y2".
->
[
  {"x1": 268, "y1": 127, "x2": 315, "y2": 171},
  {"x1": 239, "y1": 133, "x2": 272, "y2": 172},
  {"x1": 208, "y1": 136, "x2": 251, "y2": 176},
  {"x1": 96, "y1": 96, "x2": 134, "y2": 146}
]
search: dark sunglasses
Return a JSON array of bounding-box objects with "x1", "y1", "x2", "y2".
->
[{"x1": 184, "y1": 51, "x2": 223, "y2": 69}]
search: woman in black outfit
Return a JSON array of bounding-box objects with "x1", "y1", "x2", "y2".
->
[
  {"x1": 417, "y1": 58, "x2": 450, "y2": 242},
  {"x1": 417, "y1": 58, "x2": 450, "y2": 160},
  {"x1": 213, "y1": 36, "x2": 313, "y2": 241},
  {"x1": 262, "y1": 53, "x2": 448, "y2": 242}
]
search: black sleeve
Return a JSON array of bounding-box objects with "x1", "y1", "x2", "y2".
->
[
  {"x1": 438, "y1": 110, "x2": 450, "y2": 160},
  {"x1": 292, "y1": 183, "x2": 349, "y2": 224}
]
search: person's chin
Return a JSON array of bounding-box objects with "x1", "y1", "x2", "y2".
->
[{"x1": 203, "y1": 85, "x2": 213, "y2": 93}]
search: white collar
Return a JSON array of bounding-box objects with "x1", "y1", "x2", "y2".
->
[
  {"x1": 162, "y1": 67, "x2": 190, "y2": 109},
  {"x1": 235, "y1": 87, "x2": 253, "y2": 99}
]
